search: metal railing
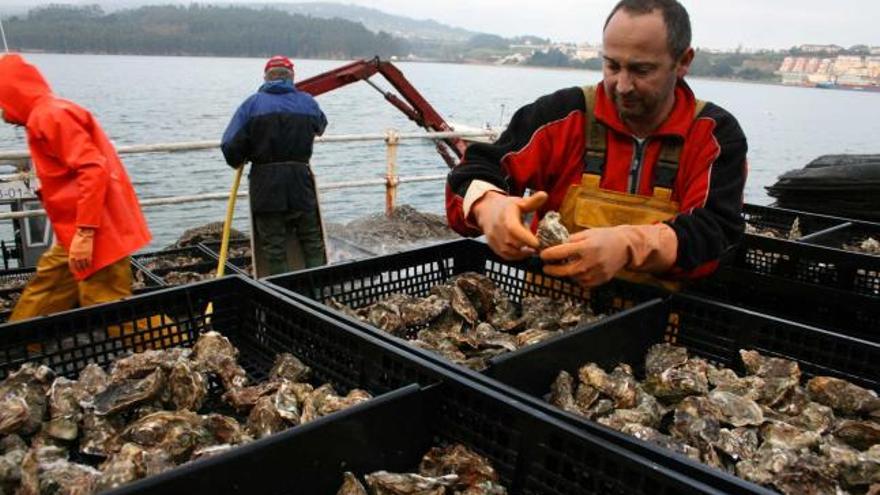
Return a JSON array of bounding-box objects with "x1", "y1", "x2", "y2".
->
[{"x1": 0, "y1": 128, "x2": 498, "y2": 220}]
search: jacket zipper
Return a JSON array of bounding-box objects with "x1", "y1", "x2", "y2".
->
[{"x1": 629, "y1": 138, "x2": 648, "y2": 194}]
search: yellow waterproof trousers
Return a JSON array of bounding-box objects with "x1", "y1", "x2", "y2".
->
[{"x1": 9, "y1": 244, "x2": 131, "y2": 322}]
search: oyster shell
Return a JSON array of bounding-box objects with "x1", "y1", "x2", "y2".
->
[
  {"x1": 761, "y1": 421, "x2": 821, "y2": 450},
  {"x1": 46, "y1": 377, "x2": 82, "y2": 441},
  {"x1": 192, "y1": 331, "x2": 247, "y2": 390},
  {"x1": 337, "y1": 471, "x2": 368, "y2": 495},
  {"x1": 167, "y1": 360, "x2": 208, "y2": 411},
  {"x1": 707, "y1": 390, "x2": 764, "y2": 427},
  {"x1": 109, "y1": 348, "x2": 191, "y2": 380},
  {"x1": 121, "y1": 410, "x2": 211, "y2": 461},
  {"x1": 620, "y1": 423, "x2": 702, "y2": 462},
  {"x1": 364, "y1": 471, "x2": 457, "y2": 494},
  {"x1": 645, "y1": 343, "x2": 689, "y2": 376},
  {"x1": 246, "y1": 396, "x2": 285, "y2": 440},
  {"x1": 537, "y1": 211, "x2": 569, "y2": 250},
  {"x1": 222, "y1": 381, "x2": 281, "y2": 413},
  {"x1": 549, "y1": 371, "x2": 579, "y2": 413},
  {"x1": 807, "y1": 376, "x2": 880, "y2": 416},
  {"x1": 0, "y1": 363, "x2": 54, "y2": 435},
  {"x1": 80, "y1": 410, "x2": 125, "y2": 457},
  {"x1": 740, "y1": 350, "x2": 800, "y2": 381},
  {"x1": 91, "y1": 368, "x2": 165, "y2": 416},
  {"x1": 419, "y1": 444, "x2": 500, "y2": 489},
  {"x1": 833, "y1": 419, "x2": 880, "y2": 451}
]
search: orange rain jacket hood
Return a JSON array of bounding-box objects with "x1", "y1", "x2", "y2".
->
[{"x1": 0, "y1": 54, "x2": 151, "y2": 280}]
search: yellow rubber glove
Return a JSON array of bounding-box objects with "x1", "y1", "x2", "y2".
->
[
  {"x1": 68, "y1": 227, "x2": 95, "y2": 275},
  {"x1": 540, "y1": 223, "x2": 678, "y2": 287},
  {"x1": 471, "y1": 191, "x2": 548, "y2": 260}
]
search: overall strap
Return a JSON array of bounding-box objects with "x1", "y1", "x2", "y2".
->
[{"x1": 581, "y1": 86, "x2": 607, "y2": 176}]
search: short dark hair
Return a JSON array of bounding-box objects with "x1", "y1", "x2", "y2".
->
[{"x1": 604, "y1": 0, "x2": 691, "y2": 60}]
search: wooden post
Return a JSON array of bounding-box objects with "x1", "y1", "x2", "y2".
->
[{"x1": 385, "y1": 129, "x2": 400, "y2": 217}]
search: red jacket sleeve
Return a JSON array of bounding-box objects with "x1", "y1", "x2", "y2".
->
[
  {"x1": 446, "y1": 87, "x2": 586, "y2": 236},
  {"x1": 35, "y1": 106, "x2": 109, "y2": 229}
]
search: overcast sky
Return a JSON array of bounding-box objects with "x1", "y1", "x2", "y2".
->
[
  {"x1": 344, "y1": 0, "x2": 877, "y2": 49},
  {"x1": 6, "y1": 0, "x2": 878, "y2": 50}
]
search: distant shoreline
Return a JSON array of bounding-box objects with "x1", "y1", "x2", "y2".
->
[{"x1": 15, "y1": 50, "x2": 878, "y2": 93}]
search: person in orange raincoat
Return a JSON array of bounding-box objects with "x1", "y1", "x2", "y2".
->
[{"x1": 0, "y1": 54, "x2": 151, "y2": 321}]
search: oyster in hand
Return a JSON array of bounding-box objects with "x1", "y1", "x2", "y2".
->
[{"x1": 537, "y1": 211, "x2": 569, "y2": 250}]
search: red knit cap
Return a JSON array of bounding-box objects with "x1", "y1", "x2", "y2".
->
[{"x1": 264, "y1": 55, "x2": 294, "y2": 73}]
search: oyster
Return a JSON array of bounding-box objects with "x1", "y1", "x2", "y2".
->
[
  {"x1": 833, "y1": 419, "x2": 880, "y2": 451},
  {"x1": 91, "y1": 368, "x2": 165, "y2": 416},
  {"x1": 715, "y1": 427, "x2": 760, "y2": 462},
  {"x1": 453, "y1": 273, "x2": 498, "y2": 321},
  {"x1": 20, "y1": 452, "x2": 101, "y2": 495},
  {"x1": 96, "y1": 443, "x2": 174, "y2": 492},
  {"x1": 645, "y1": 343, "x2": 689, "y2": 376},
  {"x1": 202, "y1": 413, "x2": 248, "y2": 445},
  {"x1": 192, "y1": 331, "x2": 247, "y2": 389},
  {"x1": 400, "y1": 295, "x2": 449, "y2": 328},
  {"x1": 807, "y1": 376, "x2": 880, "y2": 415},
  {"x1": 644, "y1": 358, "x2": 710, "y2": 402},
  {"x1": 773, "y1": 452, "x2": 841, "y2": 495},
  {"x1": 761, "y1": 421, "x2": 821, "y2": 450},
  {"x1": 620, "y1": 423, "x2": 702, "y2": 462},
  {"x1": 364, "y1": 471, "x2": 457, "y2": 494},
  {"x1": 77, "y1": 364, "x2": 110, "y2": 397},
  {"x1": 317, "y1": 388, "x2": 372, "y2": 418},
  {"x1": 419, "y1": 444, "x2": 500, "y2": 489},
  {"x1": 109, "y1": 348, "x2": 190, "y2": 380},
  {"x1": 46, "y1": 377, "x2": 82, "y2": 441},
  {"x1": 246, "y1": 396, "x2": 285, "y2": 439},
  {"x1": 740, "y1": 350, "x2": 801, "y2": 407},
  {"x1": 579, "y1": 363, "x2": 639, "y2": 409},
  {"x1": 366, "y1": 299, "x2": 407, "y2": 334},
  {"x1": 740, "y1": 350, "x2": 800, "y2": 381},
  {"x1": 222, "y1": 381, "x2": 281, "y2": 413},
  {"x1": 167, "y1": 360, "x2": 208, "y2": 411},
  {"x1": 0, "y1": 363, "x2": 54, "y2": 435},
  {"x1": 338, "y1": 471, "x2": 368, "y2": 495},
  {"x1": 707, "y1": 390, "x2": 764, "y2": 427},
  {"x1": 269, "y1": 352, "x2": 312, "y2": 382},
  {"x1": 537, "y1": 211, "x2": 570, "y2": 250},
  {"x1": 0, "y1": 435, "x2": 27, "y2": 491},
  {"x1": 549, "y1": 370, "x2": 579, "y2": 413},
  {"x1": 80, "y1": 410, "x2": 125, "y2": 456},
  {"x1": 121, "y1": 410, "x2": 211, "y2": 461}
]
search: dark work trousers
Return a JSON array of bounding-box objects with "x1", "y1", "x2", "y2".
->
[{"x1": 253, "y1": 208, "x2": 327, "y2": 275}]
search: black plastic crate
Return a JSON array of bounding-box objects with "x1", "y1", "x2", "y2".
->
[
  {"x1": 0, "y1": 262, "x2": 163, "y2": 324},
  {"x1": 800, "y1": 222, "x2": 880, "y2": 297},
  {"x1": 687, "y1": 266, "x2": 880, "y2": 342},
  {"x1": 0, "y1": 276, "x2": 727, "y2": 495},
  {"x1": 481, "y1": 293, "x2": 880, "y2": 495},
  {"x1": 132, "y1": 245, "x2": 248, "y2": 286},
  {"x1": 264, "y1": 239, "x2": 664, "y2": 373},
  {"x1": 0, "y1": 267, "x2": 35, "y2": 324},
  {"x1": 742, "y1": 203, "x2": 848, "y2": 238},
  {"x1": 111, "y1": 372, "x2": 724, "y2": 495},
  {"x1": 735, "y1": 211, "x2": 880, "y2": 297},
  {"x1": 199, "y1": 239, "x2": 253, "y2": 276}
]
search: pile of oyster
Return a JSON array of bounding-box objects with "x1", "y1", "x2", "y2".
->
[
  {"x1": 549, "y1": 345, "x2": 880, "y2": 495},
  {"x1": 745, "y1": 218, "x2": 802, "y2": 241},
  {"x1": 337, "y1": 444, "x2": 507, "y2": 495},
  {"x1": 843, "y1": 237, "x2": 880, "y2": 256},
  {"x1": 0, "y1": 331, "x2": 371, "y2": 494},
  {"x1": 137, "y1": 252, "x2": 219, "y2": 287},
  {"x1": 330, "y1": 272, "x2": 603, "y2": 370}
]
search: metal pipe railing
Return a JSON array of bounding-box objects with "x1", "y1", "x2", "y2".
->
[
  {"x1": 0, "y1": 129, "x2": 497, "y2": 163},
  {"x1": 0, "y1": 128, "x2": 495, "y2": 220}
]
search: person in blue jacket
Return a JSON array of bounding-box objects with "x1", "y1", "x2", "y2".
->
[{"x1": 221, "y1": 55, "x2": 328, "y2": 275}]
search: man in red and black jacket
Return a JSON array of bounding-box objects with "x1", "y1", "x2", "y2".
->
[{"x1": 446, "y1": 0, "x2": 747, "y2": 288}]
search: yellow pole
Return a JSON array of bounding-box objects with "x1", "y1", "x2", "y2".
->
[{"x1": 206, "y1": 165, "x2": 244, "y2": 320}]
